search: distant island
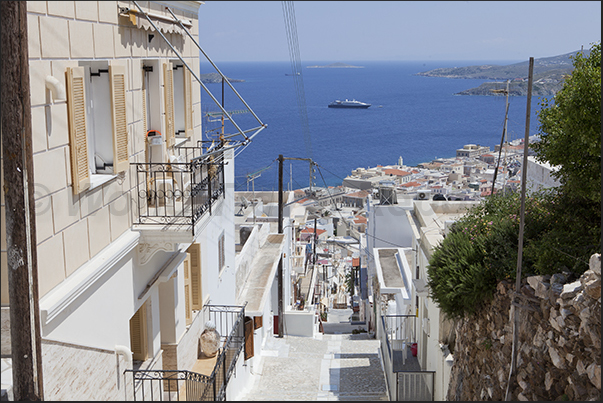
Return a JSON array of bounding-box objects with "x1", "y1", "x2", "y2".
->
[
  {"x1": 416, "y1": 49, "x2": 589, "y2": 96},
  {"x1": 199, "y1": 73, "x2": 244, "y2": 84},
  {"x1": 307, "y1": 62, "x2": 364, "y2": 68}
]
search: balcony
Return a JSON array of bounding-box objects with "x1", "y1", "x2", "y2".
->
[
  {"x1": 132, "y1": 144, "x2": 225, "y2": 264},
  {"x1": 125, "y1": 304, "x2": 245, "y2": 401},
  {"x1": 379, "y1": 314, "x2": 435, "y2": 401}
]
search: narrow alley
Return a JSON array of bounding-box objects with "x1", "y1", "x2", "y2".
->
[{"x1": 238, "y1": 308, "x2": 389, "y2": 401}]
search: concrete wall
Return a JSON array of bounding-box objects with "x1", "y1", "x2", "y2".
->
[
  {"x1": 526, "y1": 156, "x2": 561, "y2": 192},
  {"x1": 282, "y1": 310, "x2": 316, "y2": 337}
]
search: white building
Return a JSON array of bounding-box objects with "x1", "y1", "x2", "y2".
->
[
  {"x1": 364, "y1": 181, "x2": 480, "y2": 400},
  {"x1": 1, "y1": 1, "x2": 275, "y2": 400},
  {"x1": 525, "y1": 156, "x2": 561, "y2": 192}
]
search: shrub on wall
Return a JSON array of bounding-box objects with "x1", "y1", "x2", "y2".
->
[{"x1": 427, "y1": 188, "x2": 598, "y2": 319}]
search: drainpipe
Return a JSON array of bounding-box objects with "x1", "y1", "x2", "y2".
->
[
  {"x1": 115, "y1": 345, "x2": 132, "y2": 399},
  {"x1": 115, "y1": 345, "x2": 132, "y2": 368},
  {"x1": 44, "y1": 75, "x2": 66, "y2": 102}
]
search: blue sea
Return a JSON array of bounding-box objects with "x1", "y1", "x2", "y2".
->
[{"x1": 199, "y1": 60, "x2": 546, "y2": 191}]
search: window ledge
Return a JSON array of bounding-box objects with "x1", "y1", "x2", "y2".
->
[{"x1": 89, "y1": 173, "x2": 118, "y2": 191}]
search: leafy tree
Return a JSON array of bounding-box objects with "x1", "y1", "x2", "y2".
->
[{"x1": 532, "y1": 42, "x2": 601, "y2": 204}]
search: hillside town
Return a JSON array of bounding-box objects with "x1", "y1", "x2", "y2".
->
[{"x1": 1, "y1": 1, "x2": 600, "y2": 402}]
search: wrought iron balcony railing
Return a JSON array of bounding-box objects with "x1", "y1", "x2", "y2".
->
[
  {"x1": 133, "y1": 150, "x2": 224, "y2": 236},
  {"x1": 125, "y1": 304, "x2": 246, "y2": 401}
]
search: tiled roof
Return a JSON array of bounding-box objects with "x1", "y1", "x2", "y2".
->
[
  {"x1": 401, "y1": 181, "x2": 422, "y2": 188},
  {"x1": 353, "y1": 216, "x2": 367, "y2": 224},
  {"x1": 345, "y1": 190, "x2": 370, "y2": 198},
  {"x1": 301, "y1": 227, "x2": 327, "y2": 235},
  {"x1": 383, "y1": 168, "x2": 411, "y2": 176}
]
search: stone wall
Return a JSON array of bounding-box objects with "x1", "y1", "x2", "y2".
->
[
  {"x1": 447, "y1": 254, "x2": 601, "y2": 401},
  {"x1": 42, "y1": 339, "x2": 130, "y2": 401}
]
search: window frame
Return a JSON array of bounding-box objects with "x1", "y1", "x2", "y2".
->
[{"x1": 65, "y1": 62, "x2": 129, "y2": 195}]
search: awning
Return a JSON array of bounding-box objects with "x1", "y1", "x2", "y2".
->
[
  {"x1": 121, "y1": 8, "x2": 192, "y2": 36},
  {"x1": 412, "y1": 278, "x2": 429, "y2": 297}
]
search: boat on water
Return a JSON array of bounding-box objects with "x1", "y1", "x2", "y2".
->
[
  {"x1": 328, "y1": 99, "x2": 371, "y2": 109},
  {"x1": 285, "y1": 72, "x2": 301, "y2": 76}
]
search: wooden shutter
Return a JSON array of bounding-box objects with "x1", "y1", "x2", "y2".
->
[
  {"x1": 244, "y1": 316, "x2": 254, "y2": 360},
  {"x1": 188, "y1": 242, "x2": 202, "y2": 310},
  {"x1": 183, "y1": 68, "x2": 193, "y2": 138},
  {"x1": 163, "y1": 62, "x2": 175, "y2": 148},
  {"x1": 109, "y1": 64, "x2": 129, "y2": 173},
  {"x1": 142, "y1": 68, "x2": 148, "y2": 135},
  {"x1": 183, "y1": 253, "x2": 192, "y2": 326},
  {"x1": 130, "y1": 303, "x2": 148, "y2": 361},
  {"x1": 142, "y1": 70, "x2": 149, "y2": 164},
  {"x1": 65, "y1": 67, "x2": 90, "y2": 194}
]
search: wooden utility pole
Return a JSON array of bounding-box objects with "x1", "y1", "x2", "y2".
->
[
  {"x1": 277, "y1": 154, "x2": 284, "y2": 337},
  {"x1": 505, "y1": 57, "x2": 534, "y2": 402},
  {"x1": 491, "y1": 79, "x2": 510, "y2": 196},
  {"x1": 0, "y1": 1, "x2": 44, "y2": 400},
  {"x1": 276, "y1": 155, "x2": 314, "y2": 337}
]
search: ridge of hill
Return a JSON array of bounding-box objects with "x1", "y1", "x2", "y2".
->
[{"x1": 416, "y1": 49, "x2": 590, "y2": 96}]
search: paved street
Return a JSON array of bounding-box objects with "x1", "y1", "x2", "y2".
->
[{"x1": 238, "y1": 308, "x2": 389, "y2": 401}]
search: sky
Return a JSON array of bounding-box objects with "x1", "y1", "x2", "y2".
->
[{"x1": 197, "y1": 1, "x2": 601, "y2": 63}]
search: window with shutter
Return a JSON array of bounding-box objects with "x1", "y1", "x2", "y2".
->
[
  {"x1": 183, "y1": 68, "x2": 194, "y2": 138},
  {"x1": 130, "y1": 303, "x2": 148, "y2": 362},
  {"x1": 142, "y1": 60, "x2": 164, "y2": 164},
  {"x1": 170, "y1": 61, "x2": 194, "y2": 141},
  {"x1": 163, "y1": 62, "x2": 175, "y2": 148},
  {"x1": 187, "y1": 243, "x2": 202, "y2": 311},
  {"x1": 110, "y1": 65, "x2": 129, "y2": 173},
  {"x1": 65, "y1": 61, "x2": 131, "y2": 192},
  {"x1": 183, "y1": 253, "x2": 192, "y2": 326},
  {"x1": 66, "y1": 66, "x2": 91, "y2": 194}
]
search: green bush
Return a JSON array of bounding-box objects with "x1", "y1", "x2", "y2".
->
[{"x1": 427, "y1": 189, "x2": 599, "y2": 319}]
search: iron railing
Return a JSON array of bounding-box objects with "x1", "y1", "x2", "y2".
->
[
  {"x1": 133, "y1": 149, "x2": 224, "y2": 236},
  {"x1": 397, "y1": 370, "x2": 435, "y2": 401},
  {"x1": 384, "y1": 314, "x2": 417, "y2": 352},
  {"x1": 125, "y1": 304, "x2": 245, "y2": 401},
  {"x1": 379, "y1": 314, "x2": 435, "y2": 401}
]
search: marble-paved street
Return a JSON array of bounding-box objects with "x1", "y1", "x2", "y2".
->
[{"x1": 238, "y1": 309, "x2": 389, "y2": 401}]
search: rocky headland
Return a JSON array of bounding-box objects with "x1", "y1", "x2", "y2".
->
[{"x1": 417, "y1": 49, "x2": 588, "y2": 96}]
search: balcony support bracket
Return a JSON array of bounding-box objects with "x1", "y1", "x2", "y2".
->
[{"x1": 135, "y1": 230, "x2": 193, "y2": 266}]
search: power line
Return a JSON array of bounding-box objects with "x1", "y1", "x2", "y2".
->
[
  {"x1": 313, "y1": 164, "x2": 408, "y2": 251},
  {"x1": 282, "y1": 1, "x2": 313, "y2": 160}
]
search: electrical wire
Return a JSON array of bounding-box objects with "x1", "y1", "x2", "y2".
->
[
  {"x1": 282, "y1": 1, "x2": 313, "y2": 160},
  {"x1": 313, "y1": 163, "x2": 412, "y2": 263}
]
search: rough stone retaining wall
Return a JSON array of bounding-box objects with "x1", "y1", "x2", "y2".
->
[{"x1": 447, "y1": 253, "x2": 601, "y2": 401}]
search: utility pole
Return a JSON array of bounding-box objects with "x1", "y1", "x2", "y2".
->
[
  {"x1": 0, "y1": 1, "x2": 44, "y2": 400},
  {"x1": 505, "y1": 57, "x2": 534, "y2": 402},
  {"x1": 276, "y1": 155, "x2": 314, "y2": 337},
  {"x1": 277, "y1": 155, "x2": 284, "y2": 337},
  {"x1": 491, "y1": 79, "x2": 510, "y2": 197}
]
